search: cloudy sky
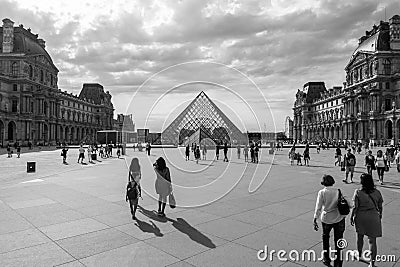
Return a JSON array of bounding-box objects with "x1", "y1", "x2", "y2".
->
[{"x1": 1, "y1": 0, "x2": 399, "y2": 131}]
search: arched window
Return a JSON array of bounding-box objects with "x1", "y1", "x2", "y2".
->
[
  {"x1": 383, "y1": 59, "x2": 391, "y2": 75},
  {"x1": 40, "y1": 70, "x2": 44, "y2": 82},
  {"x1": 11, "y1": 62, "x2": 18, "y2": 76}
]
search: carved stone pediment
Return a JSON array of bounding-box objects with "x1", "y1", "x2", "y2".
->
[{"x1": 346, "y1": 52, "x2": 368, "y2": 70}]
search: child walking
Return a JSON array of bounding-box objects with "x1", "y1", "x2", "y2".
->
[{"x1": 126, "y1": 158, "x2": 142, "y2": 220}]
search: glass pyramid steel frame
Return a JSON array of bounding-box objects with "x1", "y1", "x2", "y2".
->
[{"x1": 161, "y1": 91, "x2": 247, "y2": 145}]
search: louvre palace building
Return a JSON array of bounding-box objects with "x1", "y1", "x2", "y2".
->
[
  {"x1": 293, "y1": 15, "x2": 400, "y2": 146},
  {"x1": 0, "y1": 18, "x2": 114, "y2": 146}
]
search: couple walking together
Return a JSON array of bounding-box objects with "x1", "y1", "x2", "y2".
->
[
  {"x1": 126, "y1": 157, "x2": 175, "y2": 219},
  {"x1": 314, "y1": 173, "x2": 383, "y2": 267}
]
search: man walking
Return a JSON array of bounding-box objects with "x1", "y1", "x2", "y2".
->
[{"x1": 343, "y1": 148, "x2": 356, "y2": 183}]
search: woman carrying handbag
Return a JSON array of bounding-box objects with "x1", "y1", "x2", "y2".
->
[
  {"x1": 154, "y1": 157, "x2": 173, "y2": 217},
  {"x1": 351, "y1": 173, "x2": 383, "y2": 267}
]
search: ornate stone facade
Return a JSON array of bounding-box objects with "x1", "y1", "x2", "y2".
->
[
  {"x1": 0, "y1": 18, "x2": 114, "y2": 146},
  {"x1": 293, "y1": 15, "x2": 400, "y2": 145}
]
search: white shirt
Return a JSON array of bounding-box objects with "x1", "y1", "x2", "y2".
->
[{"x1": 314, "y1": 186, "x2": 350, "y2": 224}]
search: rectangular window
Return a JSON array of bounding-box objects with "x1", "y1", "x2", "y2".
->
[
  {"x1": 13, "y1": 84, "x2": 17, "y2": 91},
  {"x1": 386, "y1": 82, "x2": 390, "y2": 89},
  {"x1": 385, "y1": 99, "x2": 392, "y2": 111},
  {"x1": 11, "y1": 100, "x2": 18, "y2": 112},
  {"x1": 30, "y1": 102, "x2": 33, "y2": 113}
]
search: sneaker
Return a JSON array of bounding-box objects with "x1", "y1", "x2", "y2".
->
[{"x1": 342, "y1": 180, "x2": 348, "y2": 183}]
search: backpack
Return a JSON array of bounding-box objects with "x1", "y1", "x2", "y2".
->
[
  {"x1": 127, "y1": 182, "x2": 139, "y2": 200},
  {"x1": 337, "y1": 189, "x2": 350, "y2": 215}
]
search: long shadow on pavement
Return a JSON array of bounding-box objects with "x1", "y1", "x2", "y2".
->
[
  {"x1": 140, "y1": 207, "x2": 216, "y2": 248},
  {"x1": 167, "y1": 217, "x2": 216, "y2": 249},
  {"x1": 134, "y1": 218, "x2": 163, "y2": 237}
]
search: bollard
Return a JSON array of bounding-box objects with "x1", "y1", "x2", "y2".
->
[{"x1": 27, "y1": 162, "x2": 36, "y2": 173}]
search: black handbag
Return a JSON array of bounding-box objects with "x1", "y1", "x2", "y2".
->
[{"x1": 337, "y1": 189, "x2": 350, "y2": 215}]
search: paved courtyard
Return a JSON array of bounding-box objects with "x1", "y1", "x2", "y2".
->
[{"x1": 0, "y1": 147, "x2": 399, "y2": 267}]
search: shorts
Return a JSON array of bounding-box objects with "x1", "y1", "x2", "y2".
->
[
  {"x1": 78, "y1": 153, "x2": 85, "y2": 159},
  {"x1": 345, "y1": 166, "x2": 354, "y2": 173}
]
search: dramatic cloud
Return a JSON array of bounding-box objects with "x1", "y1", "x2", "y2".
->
[{"x1": 1, "y1": 0, "x2": 399, "y2": 131}]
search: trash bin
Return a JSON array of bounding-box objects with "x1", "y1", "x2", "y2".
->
[
  {"x1": 27, "y1": 162, "x2": 36, "y2": 173},
  {"x1": 91, "y1": 153, "x2": 97, "y2": 161}
]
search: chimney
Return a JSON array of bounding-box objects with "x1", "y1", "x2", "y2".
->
[
  {"x1": 2, "y1": 18, "x2": 15, "y2": 53},
  {"x1": 37, "y1": 38, "x2": 46, "y2": 48}
]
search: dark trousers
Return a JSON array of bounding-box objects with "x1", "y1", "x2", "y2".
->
[{"x1": 322, "y1": 218, "x2": 345, "y2": 267}]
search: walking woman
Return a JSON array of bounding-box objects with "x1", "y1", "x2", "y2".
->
[
  {"x1": 313, "y1": 175, "x2": 349, "y2": 267},
  {"x1": 154, "y1": 157, "x2": 172, "y2": 217},
  {"x1": 195, "y1": 145, "x2": 201, "y2": 164},
  {"x1": 126, "y1": 158, "x2": 141, "y2": 220},
  {"x1": 351, "y1": 173, "x2": 383, "y2": 267},
  {"x1": 215, "y1": 143, "x2": 220, "y2": 160},
  {"x1": 375, "y1": 150, "x2": 387, "y2": 185}
]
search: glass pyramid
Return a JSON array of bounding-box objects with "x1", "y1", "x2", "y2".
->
[{"x1": 161, "y1": 91, "x2": 247, "y2": 145}]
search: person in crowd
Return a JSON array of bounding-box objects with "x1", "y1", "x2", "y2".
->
[
  {"x1": 126, "y1": 158, "x2": 142, "y2": 220},
  {"x1": 185, "y1": 144, "x2": 190, "y2": 161},
  {"x1": 153, "y1": 157, "x2": 172, "y2": 217},
  {"x1": 109, "y1": 143, "x2": 113, "y2": 157},
  {"x1": 250, "y1": 142, "x2": 255, "y2": 163},
  {"x1": 351, "y1": 173, "x2": 383, "y2": 267},
  {"x1": 202, "y1": 144, "x2": 207, "y2": 160},
  {"x1": 215, "y1": 143, "x2": 220, "y2": 160},
  {"x1": 296, "y1": 152, "x2": 302, "y2": 166},
  {"x1": 288, "y1": 144, "x2": 296, "y2": 165},
  {"x1": 16, "y1": 143, "x2": 21, "y2": 158},
  {"x1": 314, "y1": 175, "x2": 350, "y2": 267},
  {"x1": 147, "y1": 142, "x2": 151, "y2": 156},
  {"x1": 99, "y1": 145, "x2": 104, "y2": 158},
  {"x1": 343, "y1": 148, "x2": 356, "y2": 183},
  {"x1": 61, "y1": 146, "x2": 68, "y2": 164},
  {"x1": 254, "y1": 143, "x2": 259, "y2": 163},
  {"x1": 316, "y1": 143, "x2": 321, "y2": 154},
  {"x1": 335, "y1": 146, "x2": 342, "y2": 167},
  {"x1": 243, "y1": 144, "x2": 249, "y2": 162},
  {"x1": 385, "y1": 145, "x2": 395, "y2": 167},
  {"x1": 77, "y1": 144, "x2": 85, "y2": 164},
  {"x1": 117, "y1": 144, "x2": 121, "y2": 158},
  {"x1": 237, "y1": 144, "x2": 241, "y2": 159},
  {"x1": 88, "y1": 145, "x2": 93, "y2": 163},
  {"x1": 365, "y1": 150, "x2": 375, "y2": 176},
  {"x1": 7, "y1": 144, "x2": 12, "y2": 158},
  {"x1": 133, "y1": 143, "x2": 136, "y2": 152},
  {"x1": 28, "y1": 141, "x2": 32, "y2": 150},
  {"x1": 223, "y1": 142, "x2": 229, "y2": 162},
  {"x1": 395, "y1": 149, "x2": 400, "y2": 172},
  {"x1": 303, "y1": 146, "x2": 310, "y2": 166},
  {"x1": 195, "y1": 145, "x2": 201, "y2": 164},
  {"x1": 375, "y1": 150, "x2": 387, "y2": 185}
]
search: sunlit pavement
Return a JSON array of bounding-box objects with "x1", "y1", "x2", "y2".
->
[{"x1": 0, "y1": 147, "x2": 399, "y2": 267}]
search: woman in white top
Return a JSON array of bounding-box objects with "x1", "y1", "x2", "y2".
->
[
  {"x1": 314, "y1": 175, "x2": 350, "y2": 267},
  {"x1": 375, "y1": 150, "x2": 387, "y2": 185}
]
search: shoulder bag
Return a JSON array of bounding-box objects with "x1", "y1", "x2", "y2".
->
[{"x1": 337, "y1": 189, "x2": 350, "y2": 215}]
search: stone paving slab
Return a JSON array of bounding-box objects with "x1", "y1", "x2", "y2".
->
[
  {"x1": 0, "y1": 147, "x2": 399, "y2": 266},
  {"x1": 39, "y1": 218, "x2": 110, "y2": 240}
]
